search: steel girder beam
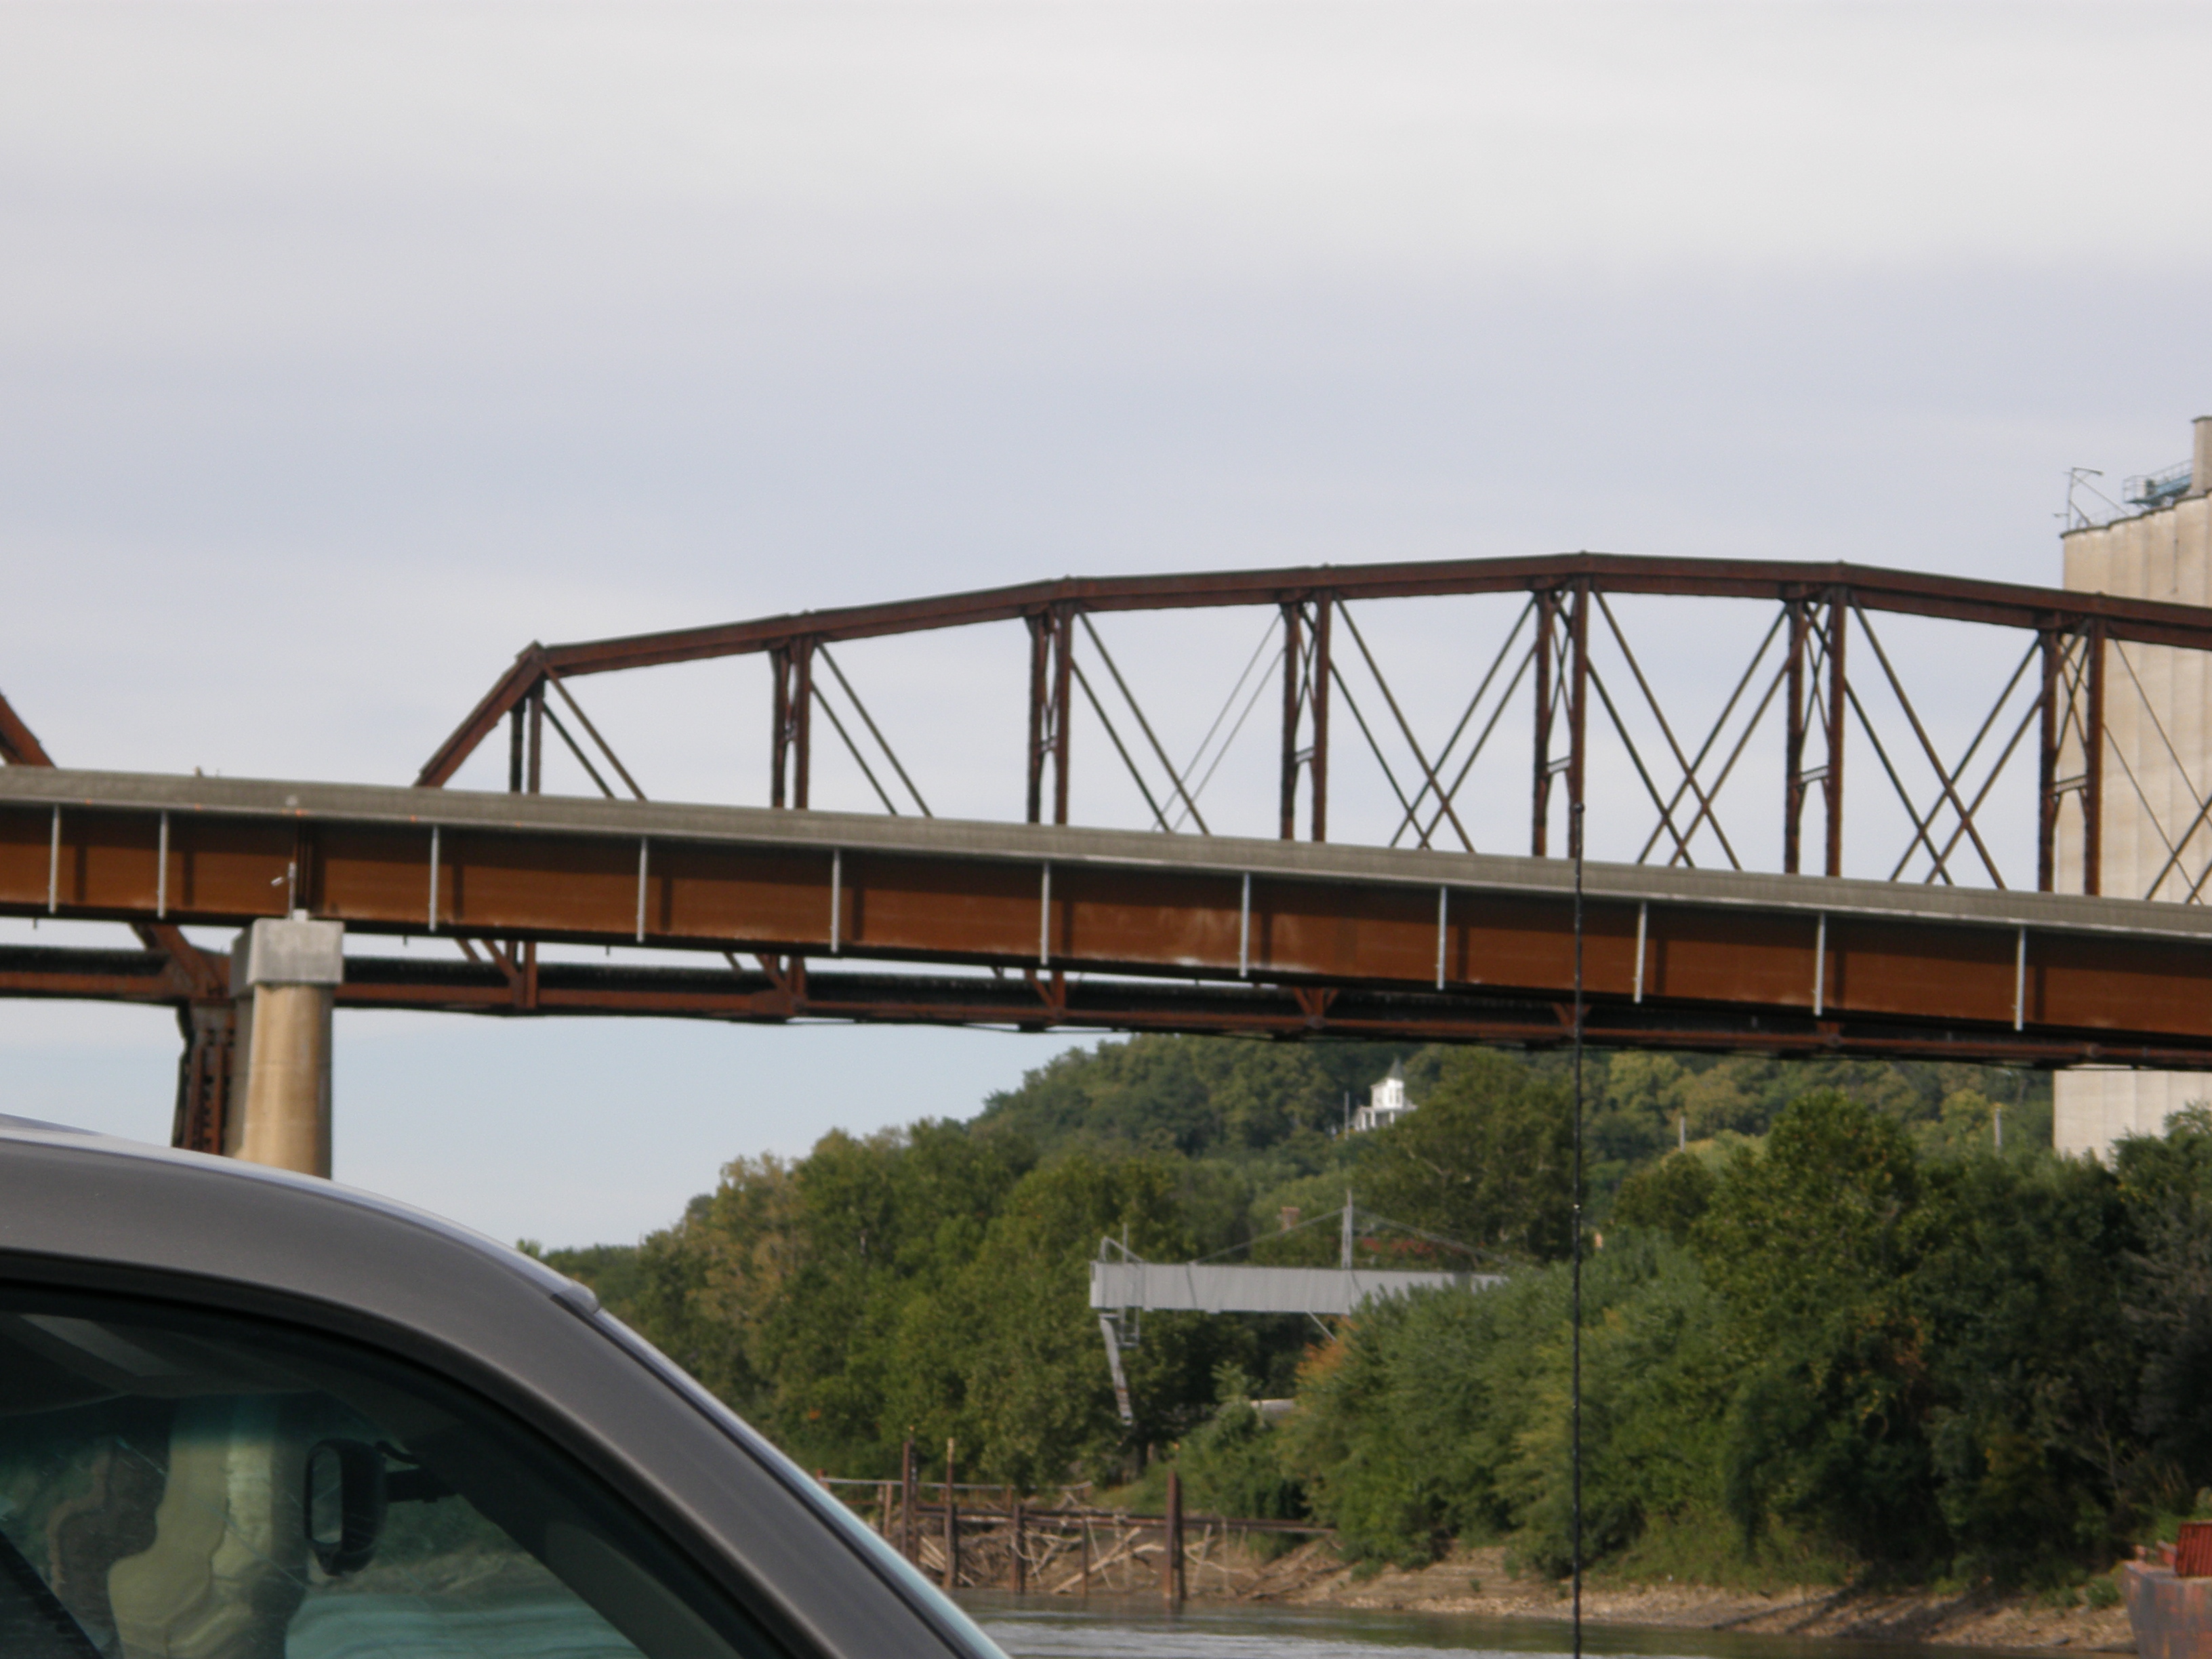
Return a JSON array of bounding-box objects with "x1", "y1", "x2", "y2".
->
[
  {"x1": 0, "y1": 690, "x2": 237, "y2": 1153},
  {"x1": 2, "y1": 943, "x2": 2209, "y2": 1070},
  {"x1": 8, "y1": 768, "x2": 2212, "y2": 1060},
  {"x1": 0, "y1": 690, "x2": 225, "y2": 996}
]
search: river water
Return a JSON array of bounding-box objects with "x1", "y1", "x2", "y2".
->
[{"x1": 962, "y1": 1595, "x2": 2022, "y2": 1659}]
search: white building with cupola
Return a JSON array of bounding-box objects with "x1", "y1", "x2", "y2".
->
[{"x1": 1351, "y1": 1061, "x2": 1416, "y2": 1133}]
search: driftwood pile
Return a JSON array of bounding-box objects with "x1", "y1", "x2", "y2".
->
[{"x1": 821, "y1": 1473, "x2": 1337, "y2": 1603}]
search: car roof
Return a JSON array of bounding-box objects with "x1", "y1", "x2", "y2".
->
[
  {"x1": 0, "y1": 1112, "x2": 594, "y2": 1300},
  {"x1": 0, "y1": 1119, "x2": 992, "y2": 1659}
]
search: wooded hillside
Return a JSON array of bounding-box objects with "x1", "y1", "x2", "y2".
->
[{"x1": 532, "y1": 1035, "x2": 2212, "y2": 1590}]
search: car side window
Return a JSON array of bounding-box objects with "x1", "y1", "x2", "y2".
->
[{"x1": 0, "y1": 1294, "x2": 779, "y2": 1659}]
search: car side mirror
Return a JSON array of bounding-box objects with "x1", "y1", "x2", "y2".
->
[{"x1": 304, "y1": 1438, "x2": 387, "y2": 1574}]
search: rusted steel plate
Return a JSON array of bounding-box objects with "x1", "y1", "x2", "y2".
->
[
  {"x1": 1820, "y1": 918, "x2": 2018, "y2": 1026},
  {"x1": 1450, "y1": 894, "x2": 1622, "y2": 994},
  {"x1": 657, "y1": 842, "x2": 830, "y2": 945},
  {"x1": 2037, "y1": 933, "x2": 2212, "y2": 1040},
  {"x1": 1052, "y1": 865, "x2": 1242, "y2": 971},
  {"x1": 844, "y1": 853, "x2": 1039, "y2": 960}
]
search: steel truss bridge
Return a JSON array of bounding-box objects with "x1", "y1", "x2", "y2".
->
[{"x1": 6, "y1": 551, "x2": 2212, "y2": 1155}]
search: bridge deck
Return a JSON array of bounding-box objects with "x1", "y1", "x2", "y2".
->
[{"x1": 4, "y1": 767, "x2": 2211, "y2": 1065}]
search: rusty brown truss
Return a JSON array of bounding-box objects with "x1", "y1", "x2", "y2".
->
[
  {"x1": 419, "y1": 550, "x2": 2212, "y2": 898},
  {"x1": 7, "y1": 768, "x2": 2212, "y2": 1067}
]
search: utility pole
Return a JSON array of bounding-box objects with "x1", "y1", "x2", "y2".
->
[{"x1": 1340, "y1": 1190, "x2": 1355, "y2": 1270}]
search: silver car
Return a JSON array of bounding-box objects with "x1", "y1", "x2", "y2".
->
[{"x1": 0, "y1": 1114, "x2": 1005, "y2": 1659}]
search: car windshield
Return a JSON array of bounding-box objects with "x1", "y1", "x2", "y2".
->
[{"x1": 0, "y1": 1291, "x2": 779, "y2": 1659}]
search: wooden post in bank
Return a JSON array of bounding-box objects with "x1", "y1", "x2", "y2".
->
[
  {"x1": 943, "y1": 1439, "x2": 960, "y2": 1589},
  {"x1": 1164, "y1": 1469, "x2": 1185, "y2": 1608},
  {"x1": 900, "y1": 1439, "x2": 917, "y2": 1563}
]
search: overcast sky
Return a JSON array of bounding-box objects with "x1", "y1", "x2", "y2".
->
[{"x1": 3, "y1": 2, "x2": 2208, "y2": 1246}]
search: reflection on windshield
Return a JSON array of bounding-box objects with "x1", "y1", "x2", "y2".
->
[{"x1": 0, "y1": 1300, "x2": 770, "y2": 1659}]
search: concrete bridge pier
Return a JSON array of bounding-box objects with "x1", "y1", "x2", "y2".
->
[{"x1": 227, "y1": 917, "x2": 342, "y2": 1177}]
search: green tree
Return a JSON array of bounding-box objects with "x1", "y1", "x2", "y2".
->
[
  {"x1": 1280, "y1": 1238, "x2": 1734, "y2": 1572},
  {"x1": 974, "y1": 1033, "x2": 1410, "y2": 1157},
  {"x1": 2116, "y1": 1109, "x2": 2212, "y2": 1488},
  {"x1": 758, "y1": 1122, "x2": 1035, "y2": 1467},
  {"x1": 1692, "y1": 1092, "x2": 1938, "y2": 1563},
  {"x1": 919, "y1": 1153, "x2": 1185, "y2": 1487},
  {"x1": 1909, "y1": 1151, "x2": 2137, "y2": 1578},
  {"x1": 1359, "y1": 1049, "x2": 1574, "y2": 1261},
  {"x1": 1174, "y1": 1364, "x2": 1305, "y2": 1525},
  {"x1": 1613, "y1": 1151, "x2": 1715, "y2": 1246}
]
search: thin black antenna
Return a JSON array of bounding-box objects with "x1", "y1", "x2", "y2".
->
[{"x1": 1570, "y1": 798, "x2": 1586, "y2": 1659}]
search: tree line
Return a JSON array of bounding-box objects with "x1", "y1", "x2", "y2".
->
[{"x1": 532, "y1": 1033, "x2": 2212, "y2": 1586}]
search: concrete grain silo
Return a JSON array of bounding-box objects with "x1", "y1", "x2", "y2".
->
[{"x1": 2055, "y1": 416, "x2": 2212, "y2": 1156}]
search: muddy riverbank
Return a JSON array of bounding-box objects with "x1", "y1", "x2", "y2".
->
[
  {"x1": 1208, "y1": 1541, "x2": 2132, "y2": 1652},
  {"x1": 914, "y1": 1504, "x2": 2133, "y2": 1651}
]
